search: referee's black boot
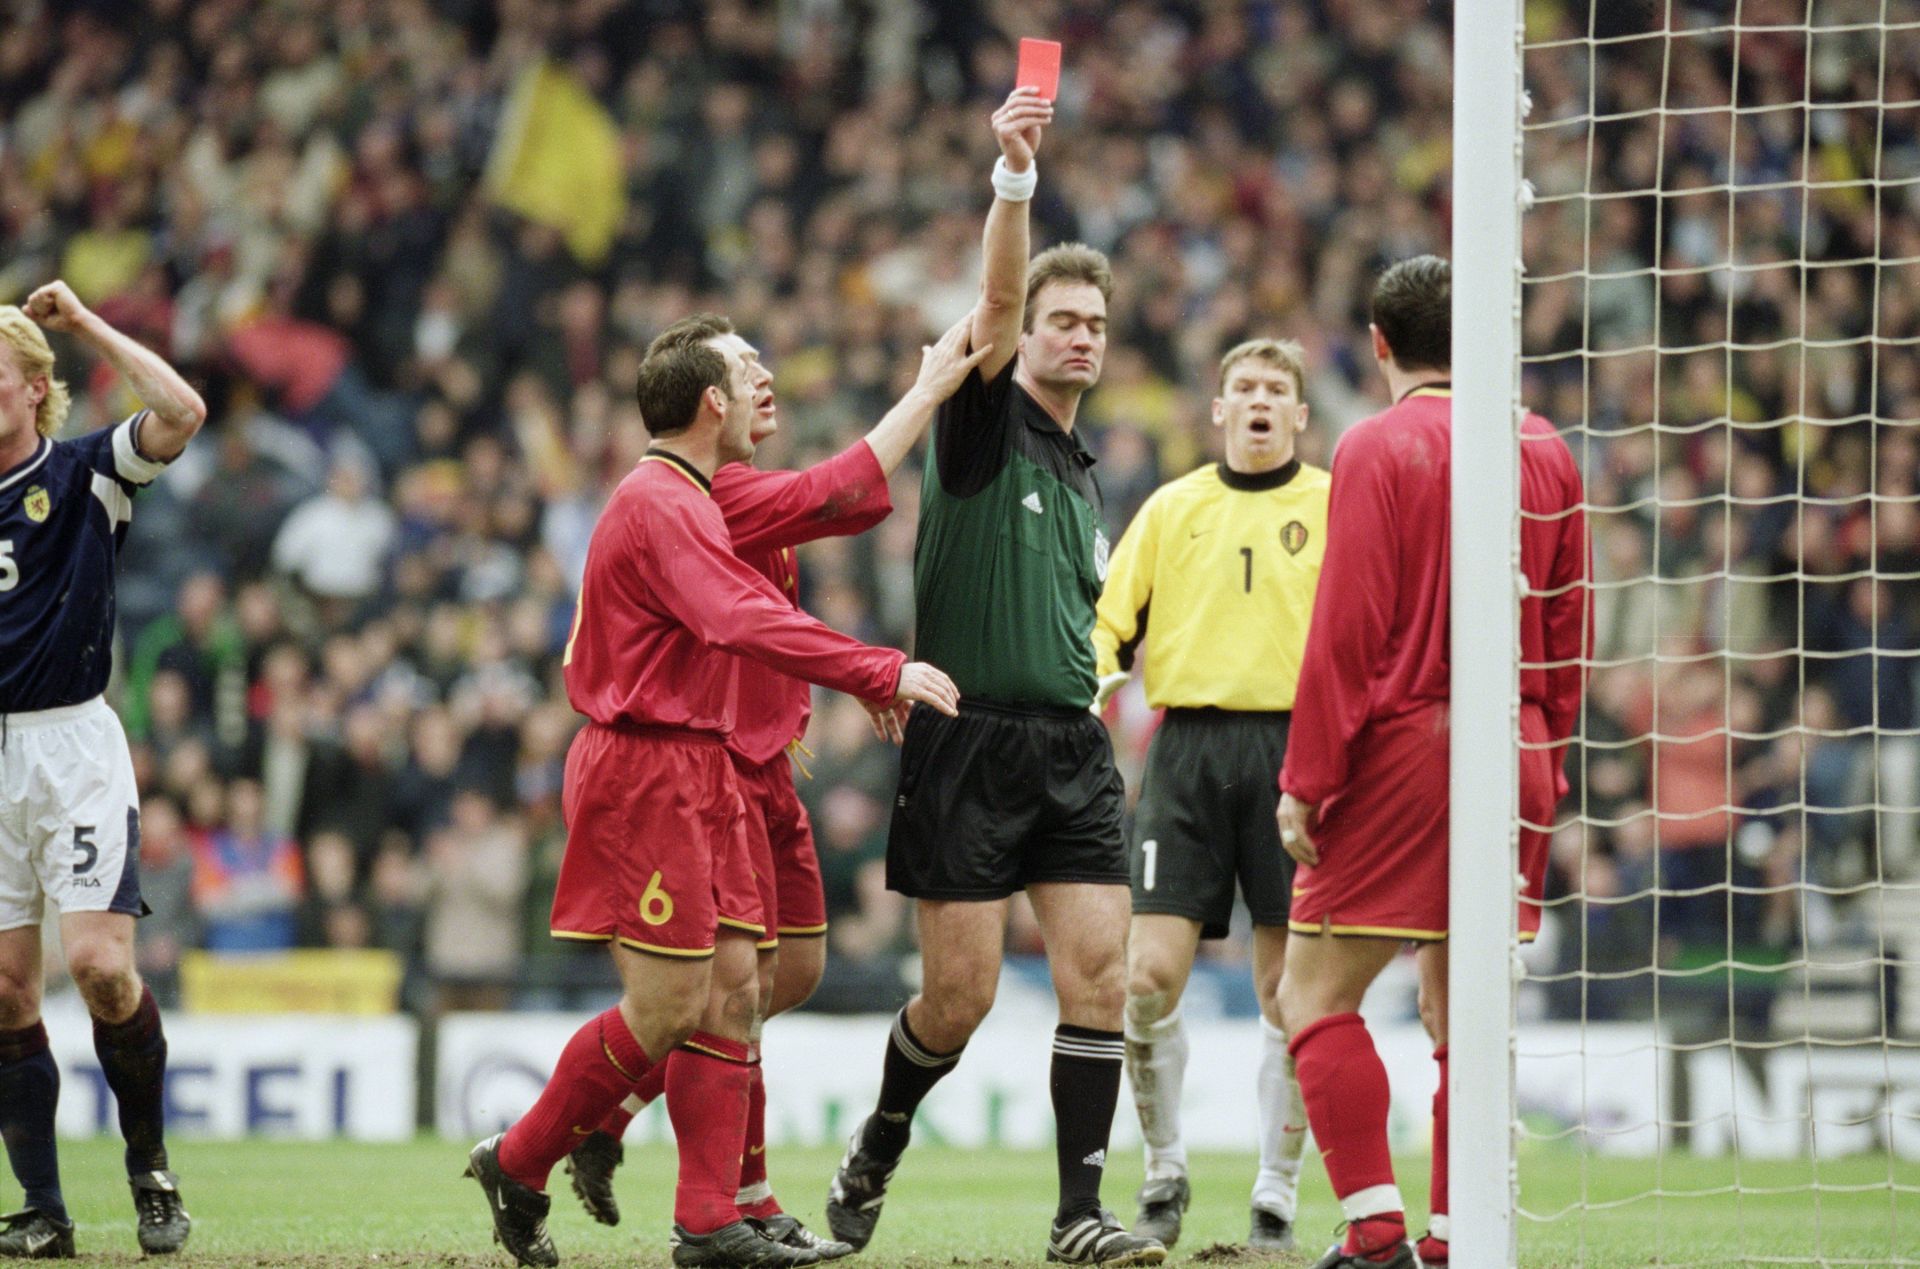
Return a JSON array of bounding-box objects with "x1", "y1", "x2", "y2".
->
[{"x1": 824, "y1": 1117, "x2": 900, "y2": 1251}]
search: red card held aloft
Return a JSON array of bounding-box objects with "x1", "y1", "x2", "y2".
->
[{"x1": 1016, "y1": 38, "x2": 1062, "y2": 102}]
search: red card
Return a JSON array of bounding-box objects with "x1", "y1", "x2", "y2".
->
[{"x1": 1016, "y1": 38, "x2": 1062, "y2": 102}]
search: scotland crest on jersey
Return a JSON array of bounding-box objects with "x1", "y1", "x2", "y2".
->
[{"x1": 1, "y1": 412, "x2": 168, "y2": 712}]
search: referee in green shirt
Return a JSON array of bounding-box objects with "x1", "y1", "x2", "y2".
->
[{"x1": 826, "y1": 87, "x2": 1161, "y2": 1268}]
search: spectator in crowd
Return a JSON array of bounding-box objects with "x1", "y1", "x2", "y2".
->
[
  {"x1": 133, "y1": 794, "x2": 198, "y2": 1009},
  {"x1": 188, "y1": 779, "x2": 305, "y2": 952},
  {"x1": 270, "y1": 451, "x2": 397, "y2": 614},
  {"x1": 421, "y1": 789, "x2": 528, "y2": 1014}
]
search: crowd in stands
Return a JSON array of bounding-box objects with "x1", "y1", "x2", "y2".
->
[{"x1": 4, "y1": 0, "x2": 1912, "y2": 1031}]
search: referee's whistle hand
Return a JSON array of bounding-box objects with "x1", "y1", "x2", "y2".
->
[
  {"x1": 894, "y1": 662, "x2": 960, "y2": 718},
  {"x1": 1278, "y1": 792, "x2": 1318, "y2": 867}
]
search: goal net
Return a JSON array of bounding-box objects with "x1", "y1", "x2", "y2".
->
[{"x1": 1455, "y1": 2, "x2": 1920, "y2": 1265}]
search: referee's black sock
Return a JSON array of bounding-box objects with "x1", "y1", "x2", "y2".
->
[
  {"x1": 0, "y1": 1021, "x2": 68, "y2": 1224},
  {"x1": 1051, "y1": 1024, "x2": 1125, "y2": 1223},
  {"x1": 866, "y1": 1006, "x2": 962, "y2": 1159}
]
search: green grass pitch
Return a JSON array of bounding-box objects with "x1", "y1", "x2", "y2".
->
[{"x1": 17, "y1": 1138, "x2": 1912, "y2": 1266}]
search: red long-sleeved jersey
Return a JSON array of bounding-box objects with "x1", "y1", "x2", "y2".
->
[
  {"x1": 713, "y1": 440, "x2": 893, "y2": 765},
  {"x1": 1280, "y1": 389, "x2": 1589, "y2": 806},
  {"x1": 563, "y1": 451, "x2": 903, "y2": 734}
]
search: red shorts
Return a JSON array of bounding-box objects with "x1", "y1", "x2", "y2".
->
[
  {"x1": 1288, "y1": 703, "x2": 1556, "y2": 942},
  {"x1": 732, "y1": 751, "x2": 829, "y2": 942},
  {"x1": 551, "y1": 724, "x2": 766, "y2": 959}
]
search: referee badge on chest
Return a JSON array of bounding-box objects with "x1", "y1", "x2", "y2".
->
[
  {"x1": 24, "y1": 486, "x2": 50, "y2": 523},
  {"x1": 1280, "y1": 520, "x2": 1308, "y2": 555},
  {"x1": 1093, "y1": 528, "x2": 1110, "y2": 581}
]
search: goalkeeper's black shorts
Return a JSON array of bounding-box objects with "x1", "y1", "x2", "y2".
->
[{"x1": 1129, "y1": 707, "x2": 1295, "y2": 939}]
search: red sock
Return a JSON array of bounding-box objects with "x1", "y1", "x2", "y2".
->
[
  {"x1": 595, "y1": 1056, "x2": 668, "y2": 1138},
  {"x1": 498, "y1": 1008, "x2": 654, "y2": 1191},
  {"x1": 1290, "y1": 1013, "x2": 1404, "y2": 1259},
  {"x1": 1426, "y1": 1042, "x2": 1449, "y2": 1259},
  {"x1": 667, "y1": 1033, "x2": 754, "y2": 1234},
  {"x1": 736, "y1": 1059, "x2": 780, "y2": 1219}
]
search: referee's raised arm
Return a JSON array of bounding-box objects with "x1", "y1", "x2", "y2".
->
[{"x1": 971, "y1": 87, "x2": 1052, "y2": 382}]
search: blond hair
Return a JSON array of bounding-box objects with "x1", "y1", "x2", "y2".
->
[
  {"x1": 1218, "y1": 338, "x2": 1307, "y2": 398},
  {"x1": 0, "y1": 307, "x2": 71, "y2": 437}
]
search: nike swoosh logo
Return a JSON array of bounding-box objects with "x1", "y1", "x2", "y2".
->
[
  {"x1": 23, "y1": 1234, "x2": 53, "y2": 1255},
  {"x1": 749, "y1": 1145, "x2": 766, "y2": 1155},
  {"x1": 1189, "y1": 528, "x2": 1212, "y2": 538}
]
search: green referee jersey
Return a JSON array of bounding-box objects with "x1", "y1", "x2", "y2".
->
[
  {"x1": 913, "y1": 360, "x2": 1108, "y2": 708},
  {"x1": 1093, "y1": 458, "x2": 1330, "y2": 710}
]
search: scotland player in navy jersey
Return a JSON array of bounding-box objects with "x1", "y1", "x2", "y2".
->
[{"x1": 0, "y1": 281, "x2": 205, "y2": 1260}]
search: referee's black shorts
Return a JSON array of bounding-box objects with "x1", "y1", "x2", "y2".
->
[
  {"x1": 887, "y1": 699, "x2": 1128, "y2": 900},
  {"x1": 1130, "y1": 707, "x2": 1294, "y2": 938}
]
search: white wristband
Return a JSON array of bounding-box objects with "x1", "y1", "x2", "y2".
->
[{"x1": 991, "y1": 156, "x2": 1037, "y2": 203}]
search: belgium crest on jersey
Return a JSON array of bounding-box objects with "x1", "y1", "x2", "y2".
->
[
  {"x1": 23, "y1": 486, "x2": 50, "y2": 523},
  {"x1": 1280, "y1": 519, "x2": 1308, "y2": 555}
]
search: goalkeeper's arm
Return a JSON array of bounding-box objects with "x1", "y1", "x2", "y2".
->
[{"x1": 1091, "y1": 494, "x2": 1163, "y2": 711}]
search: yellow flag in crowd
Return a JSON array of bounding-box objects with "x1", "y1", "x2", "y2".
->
[{"x1": 486, "y1": 60, "x2": 627, "y2": 266}]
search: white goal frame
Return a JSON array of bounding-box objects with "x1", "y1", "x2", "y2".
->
[{"x1": 1451, "y1": 2, "x2": 1528, "y2": 1268}]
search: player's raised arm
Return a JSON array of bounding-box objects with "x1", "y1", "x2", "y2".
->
[
  {"x1": 24, "y1": 281, "x2": 206, "y2": 461},
  {"x1": 713, "y1": 316, "x2": 990, "y2": 556},
  {"x1": 863, "y1": 312, "x2": 994, "y2": 475},
  {"x1": 971, "y1": 87, "x2": 1052, "y2": 382}
]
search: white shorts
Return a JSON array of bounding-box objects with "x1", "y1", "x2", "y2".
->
[{"x1": 0, "y1": 697, "x2": 145, "y2": 931}]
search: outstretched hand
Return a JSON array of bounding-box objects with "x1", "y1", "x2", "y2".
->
[
  {"x1": 991, "y1": 86, "x2": 1052, "y2": 170},
  {"x1": 893, "y1": 661, "x2": 960, "y2": 718},
  {"x1": 913, "y1": 313, "x2": 993, "y2": 402}
]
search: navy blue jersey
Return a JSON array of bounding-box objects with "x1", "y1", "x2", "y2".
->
[{"x1": 0, "y1": 413, "x2": 167, "y2": 712}]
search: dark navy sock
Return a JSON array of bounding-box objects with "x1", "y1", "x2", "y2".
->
[
  {"x1": 0, "y1": 1021, "x2": 67, "y2": 1223},
  {"x1": 93, "y1": 986, "x2": 170, "y2": 1175}
]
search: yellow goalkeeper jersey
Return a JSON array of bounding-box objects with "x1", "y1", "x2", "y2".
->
[{"x1": 1093, "y1": 459, "x2": 1330, "y2": 710}]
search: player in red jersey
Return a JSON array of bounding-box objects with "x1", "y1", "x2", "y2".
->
[
  {"x1": 464, "y1": 325, "x2": 960, "y2": 1269},
  {"x1": 1273, "y1": 257, "x2": 1589, "y2": 1269},
  {"x1": 565, "y1": 315, "x2": 990, "y2": 1260}
]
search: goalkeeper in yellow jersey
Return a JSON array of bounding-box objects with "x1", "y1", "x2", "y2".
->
[{"x1": 1092, "y1": 339, "x2": 1329, "y2": 1256}]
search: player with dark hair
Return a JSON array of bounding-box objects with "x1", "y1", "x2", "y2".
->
[
  {"x1": 1095, "y1": 339, "x2": 1328, "y2": 1255},
  {"x1": 1274, "y1": 255, "x2": 1589, "y2": 1268},
  {"x1": 564, "y1": 314, "x2": 990, "y2": 1261},
  {"x1": 825, "y1": 88, "x2": 1164, "y2": 1268},
  {"x1": 0, "y1": 281, "x2": 207, "y2": 1259},
  {"x1": 464, "y1": 327, "x2": 960, "y2": 1269}
]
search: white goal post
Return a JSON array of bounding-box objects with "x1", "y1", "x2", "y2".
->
[{"x1": 1450, "y1": 3, "x2": 1527, "y2": 1268}]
